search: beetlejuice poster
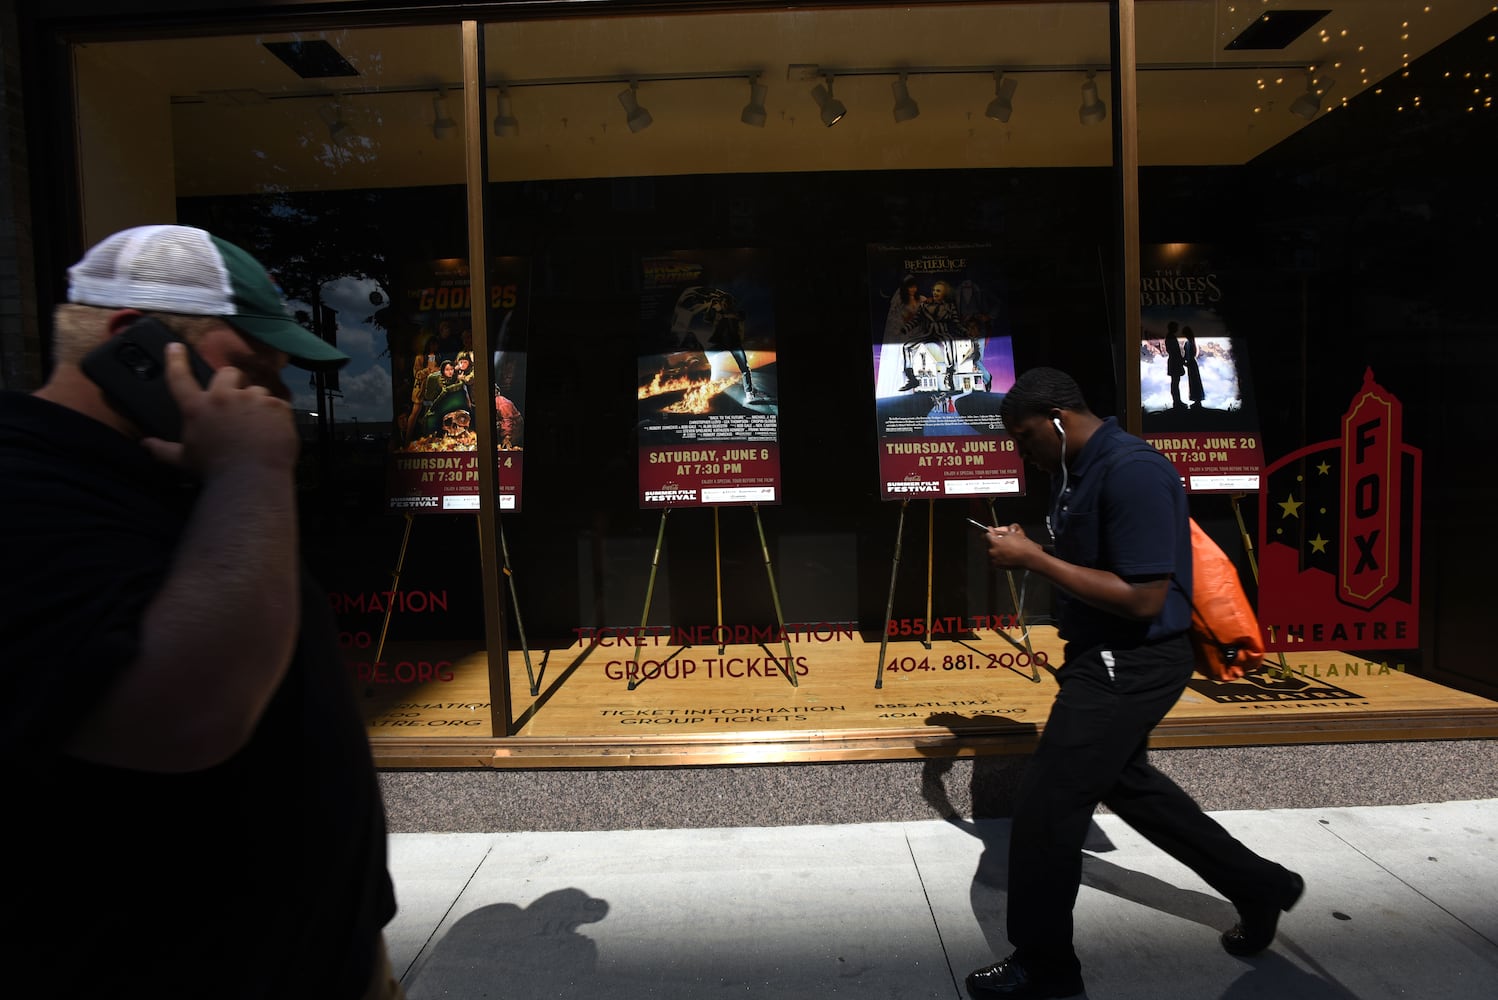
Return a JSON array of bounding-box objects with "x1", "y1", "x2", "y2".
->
[{"x1": 868, "y1": 243, "x2": 1023, "y2": 501}]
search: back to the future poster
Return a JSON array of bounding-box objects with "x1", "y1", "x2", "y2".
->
[{"x1": 636, "y1": 249, "x2": 781, "y2": 508}]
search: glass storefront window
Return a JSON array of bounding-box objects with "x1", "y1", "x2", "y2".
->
[
  {"x1": 471, "y1": 4, "x2": 1118, "y2": 746},
  {"x1": 71, "y1": 23, "x2": 493, "y2": 728},
  {"x1": 57, "y1": 2, "x2": 1498, "y2": 761},
  {"x1": 1134, "y1": 1, "x2": 1498, "y2": 706}
]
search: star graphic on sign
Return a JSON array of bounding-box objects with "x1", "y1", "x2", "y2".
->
[
  {"x1": 1278, "y1": 494, "x2": 1303, "y2": 518},
  {"x1": 1316, "y1": 461, "x2": 1331, "y2": 475},
  {"x1": 1308, "y1": 534, "x2": 1329, "y2": 554}
]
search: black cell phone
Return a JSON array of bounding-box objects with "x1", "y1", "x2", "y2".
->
[{"x1": 79, "y1": 317, "x2": 215, "y2": 441}]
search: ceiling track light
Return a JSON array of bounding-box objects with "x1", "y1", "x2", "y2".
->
[
  {"x1": 492, "y1": 86, "x2": 519, "y2": 137},
  {"x1": 618, "y1": 80, "x2": 653, "y2": 133},
  {"x1": 891, "y1": 72, "x2": 920, "y2": 123},
  {"x1": 985, "y1": 70, "x2": 1018, "y2": 123},
  {"x1": 257, "y1": 59, "x2": 1328, "y2": 143},
  {"x1": 740, "y1": 74, "x2": 768, "y2": 127},
  {"x1": 1078, "y1": 70, "x2": 1106, "y2": 126},
  {"x1": 810, "y1": 74, "x2": 846, "y2": 127},
  {"x1": 431, "y1": 86, "x2": 457, "y2": 139}
]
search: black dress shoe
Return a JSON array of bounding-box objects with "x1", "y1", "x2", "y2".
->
[
  {"x1": 1221, "y1": 871, "x2": 1305, "y2": 956},
  {"x1": 965, "y1": 954, "x2": 1084, "y2": 999}
]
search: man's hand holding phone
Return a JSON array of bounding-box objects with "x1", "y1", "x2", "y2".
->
[
  {"x1": 146, "y1": 341, "x2": 299, "y2": 479},
  {"x1": 979, "y1": 521, "x2": 1039, "y2": 570}
]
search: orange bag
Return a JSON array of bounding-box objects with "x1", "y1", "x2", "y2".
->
[{"x1": 1187, "y1": 519, "x2": 1264, "y2": 680}]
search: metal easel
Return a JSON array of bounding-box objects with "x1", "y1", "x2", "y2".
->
[
  {"x1": 1229, "y1": 491, "x2": 1288, "y2": 674},
  {"x1": 873, "y1": 499, "x2": 1038, "y2": 688},
  {"x1": 983, "y1": 496, "x2": 1038, "y2": 674},
  {"x1": 629, "y1": 503, "x2": 798, "y2": 691},
  {"x1": 375, "y1": 512, "x2": 538, "y2": 696}
]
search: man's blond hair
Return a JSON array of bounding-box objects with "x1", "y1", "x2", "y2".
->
[{"x1": 51, "y1": 304, "x2": 223, "y2": 365}]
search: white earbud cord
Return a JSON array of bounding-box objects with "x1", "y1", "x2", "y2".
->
[{"x1": 1046, "y1": 422, "x2": 1069, "y2": 542}]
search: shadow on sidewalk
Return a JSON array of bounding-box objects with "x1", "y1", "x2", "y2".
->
[
  {"x1": 917, "y1": 711, "x2": 1360, "y2": 999},
  {"x1": 406, "y1": 888, "x2": 608, "y2": 999}
]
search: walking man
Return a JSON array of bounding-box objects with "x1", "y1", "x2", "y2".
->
[{"x1": 967, "y1": 367, "x2": 1302, "y2": 999}]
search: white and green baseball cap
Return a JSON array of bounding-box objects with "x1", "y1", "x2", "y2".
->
[{"x1": 67, "y1": 224, "x2": 350, "y2": 370}]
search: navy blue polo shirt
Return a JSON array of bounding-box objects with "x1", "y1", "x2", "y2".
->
[{"x1": 1049, "y1": 417, "x2": 1193, "y2": 653}]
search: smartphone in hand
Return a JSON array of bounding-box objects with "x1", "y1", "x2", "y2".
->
[{"x1": 79, "y1": 316, "x2": 215, "y2": 441}]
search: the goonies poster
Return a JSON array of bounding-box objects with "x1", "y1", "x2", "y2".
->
[{"x1": 384, "y1": 256, "x2": 529, "y2": 513}]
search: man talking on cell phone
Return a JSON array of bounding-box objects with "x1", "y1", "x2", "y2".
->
[{"x1": 0, "y1": 225, "x2": 404, "y2": 998}]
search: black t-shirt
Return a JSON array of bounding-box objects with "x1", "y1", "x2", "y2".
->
[{"x1": 0, "y1": 391, "x2": 395, "y2": 996}]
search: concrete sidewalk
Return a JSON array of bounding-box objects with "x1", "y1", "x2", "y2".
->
[{"x1": 386, "y1": 799, "x2": 1498, "y2": 999}]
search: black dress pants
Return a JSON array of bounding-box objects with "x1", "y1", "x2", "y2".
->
[{"x1": 1007, "y1": 633, "x2": 1295, "y2": 976}]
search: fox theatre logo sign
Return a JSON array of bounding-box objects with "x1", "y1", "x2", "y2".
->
[{"x1": 1257, "y1": 369, "x2": 1422, "y2": 652}]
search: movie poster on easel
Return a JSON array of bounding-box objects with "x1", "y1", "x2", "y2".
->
[
  {"x1": 385, "y1": 256, "x2": 529, "y2": 513},
  {"x1": 636, "y1": 249, "x2": 781, "y2": 508},
  {"x1": 868, "y1": 243, "x2": 1024, "y2": 501},
  {"x1": 1139, "y1": 244, "x2": 1264, "y2": 493}
]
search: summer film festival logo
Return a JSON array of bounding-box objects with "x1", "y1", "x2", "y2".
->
[{"x1": 1258, "y1": 368, "x2": 1422, "y2": 655}]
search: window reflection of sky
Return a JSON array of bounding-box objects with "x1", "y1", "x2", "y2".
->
[{"x1": 283, "y1": 274, "x2": 393, "y2": 423}]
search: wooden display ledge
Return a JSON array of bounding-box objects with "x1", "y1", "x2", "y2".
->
[{"x1": 361, "y1": 627, "x2": 1498, "y2": 769}]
